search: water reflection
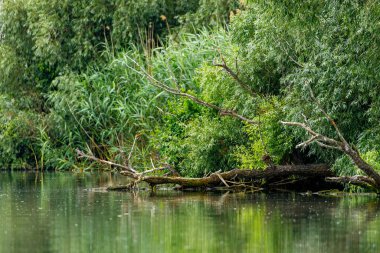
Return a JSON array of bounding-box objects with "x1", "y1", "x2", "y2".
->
[{"x1": 0, "y1": 172, "x2": 379, "y2": 253}]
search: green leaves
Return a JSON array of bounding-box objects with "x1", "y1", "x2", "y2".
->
[
  {"x1": 0, "y1": 0, "x2": 240, "y2": 170},
  {"x1": 2, "y1": 0, "x2": 380, "y2": 178}
]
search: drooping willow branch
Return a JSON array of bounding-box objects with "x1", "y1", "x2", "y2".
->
[{"x1": 121, "y1": 54, "x2": 257, "y2": 125}]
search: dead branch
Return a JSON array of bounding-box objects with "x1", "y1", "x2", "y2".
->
[
  {"x1": 308, "y1": 86, "x2": 348, "y2": 145},
  {"x1": 213, "y1": 50, "x2": 256, "y2": 98},
  {"x1": 139, "y1": 165, "x2": 171, "y2": 176},
  {"x1": 121, "y1": 54, "x2": 257, "y2": 125},
  {"x1": 215, "y1": 172, "x2": 230, "y2": 187},
  {"x1": 76, "y1": 149, "x2": 137, "y2": 174},
  {"x1": 128, "y1": 134, "x2": 139, "y2": 163},
  {"x1": 281, "y1": 119, "x2": 380, "y2": 188},
  {"x1": 76, "y1": 149, "x2": 175, "y2": 178},
  {"x1": 280, "y1": 121, "x2": 342, "y2": 150}
]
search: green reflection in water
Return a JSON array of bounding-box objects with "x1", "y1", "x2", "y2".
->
[{"x1": 0, "y1": 172, "x2": 379, "y2": 253}]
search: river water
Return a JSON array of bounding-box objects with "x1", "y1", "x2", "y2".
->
[{"x1": 0, "y1": 172, "x2": 379, "y2": 253}]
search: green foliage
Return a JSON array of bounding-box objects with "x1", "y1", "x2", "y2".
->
[
  {"x1": 0, "y1": 0, "x2": 239, "y2": 100},
  {"x1": 45, "y1": 49, "x2": 164, "y2": 170},
  {"x1": 147, "y1": 30, "x2": 249, "y2": 176},
  {"x1": 333, "y1": 149, "x2": 380, "y2": 176},
  {"x1": 153, "y1": 99, "x2": 247, "y2": 176},
  {"x1": 0, "y1": 1, "x2": 239, "y2": 170},
  {"x1": 34, "y1": 30, "x2": 234, "y2": 172},
  {"x1": 181, "y1": 117, "x2": 245, "y2": 177},
  {"x1": 180, "y1": 0, "x2": 241, "y2": 29},
  {"x1": 229, "y1": 0, "x2": 380, "y2": 169},
  {"x1": 0, "y1": 95, "x2": 42, "y2": 169},
  {"x1": 2, "y1": 0, "x2": 380, "y2": 185},
  {"x1": 234, "y1": 98, "x2": 293, "y2": 169},
  {"x1": 0, "y1": 0, "x2": 194, "y2": 96}
]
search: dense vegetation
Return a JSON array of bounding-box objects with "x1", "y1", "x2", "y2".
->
[{"x1": 1, "y1": 0, "x2": 380, "y2": 188}]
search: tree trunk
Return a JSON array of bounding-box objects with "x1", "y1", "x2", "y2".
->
[
  {"x1": 112, "y1": 164, "x2": 337, "y2": 191},
  {"x1": 344, "y1": 147, "x2": 380, "y2": 188}
]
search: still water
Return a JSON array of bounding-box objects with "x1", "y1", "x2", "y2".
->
[{"x1": 0, "y1": 172, "x2": 379, "y2": 253}]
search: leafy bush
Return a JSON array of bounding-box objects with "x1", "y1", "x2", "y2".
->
[
  {"x1": 234, "y1": 98, "x2": 294, "y2": 169},
  {"x1": 147, "y1": 30, "x2": 254, "y2": 176},
  {"x1": 0, "y1": 95, "x2": 42, "y2": 169}
]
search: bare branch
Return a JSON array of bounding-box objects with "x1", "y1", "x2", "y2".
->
[
  {"x1": 213, "y1": 52, "x2": 256, "y2": 98},
  {"x1": 282, "y1": 103, "x2": 380, "y2": 188},
  {"x1": 214, "y1": 172, "x2": 230, "y2": 187},
  {"x1": 76, "y1": 149, "x2": 137, "y2": 174},
  {"x1": 315, "y1": 141, "x2": 342, "y2": 151},
  {"x1": 139, "y1": 166, "x2": 169, "y2": 176},
  {"x1": 126, "y1": 134, "x2": 140, "y2": 171},
  {"x1": 77, "y1": 149, "x2": 337, "y2": 192},
  {"x1": 281, "y1": 121, "x2": 342, "y2": 148},
  {"x1": 150, "y1": 157, "x2": 156, "y2": 170},
  {"x1": 280, "y1": 121, "x2": 318, "y2": 136},
  {"x1": 116, "y1": 164, "x2": 333, "y2": 189},
  {"x1": 296, "y1": 135, "x2": 318, "y2": 149},
  {"x1": 282, "y1": 117, "x2": 380, "y2": 188}
]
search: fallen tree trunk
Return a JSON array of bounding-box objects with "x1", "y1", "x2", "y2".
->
[
  {"x1": 113, "y1": 164, "x2": 338, "y2": 191},
  {"x1": 77, "y1": 150, "x2": 378, "y2": 192},
  {"x1": 120, "y1": 164, "x2": 331, "y2": 186}
]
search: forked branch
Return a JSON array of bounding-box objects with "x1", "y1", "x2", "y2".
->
[
  {"x1": 76, "y1": 149, "x2": 174, "y2": 177},
  {"x1": 213, "y1": 50, "x2": 256, "y2": 98},
  {"x1": 280, "y1": 121, "x2": 343, "y2": 150}
]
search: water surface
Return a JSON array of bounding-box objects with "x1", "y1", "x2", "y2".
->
[{"x1": 0, "y1": 172, "x2": 379, "y2": 253}]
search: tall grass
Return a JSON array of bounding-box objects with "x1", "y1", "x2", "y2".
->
[{"x1": 39, "y1": 29, "x2": 241, "y2": 174}]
